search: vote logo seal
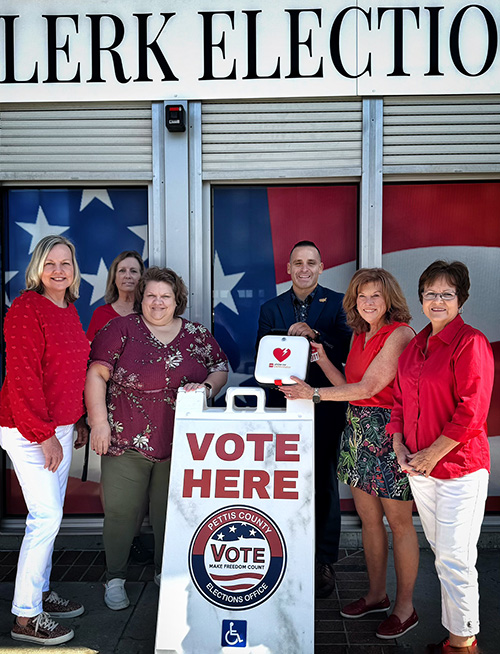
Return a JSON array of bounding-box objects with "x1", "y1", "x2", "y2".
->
[{"x1": 189, "y1": 505, "x2": 287, "y2": 610}]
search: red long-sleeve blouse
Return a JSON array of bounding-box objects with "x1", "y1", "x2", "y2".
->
[
  {"x1": 386, "y1": 315, "x2": 494, "y2": 479},
  {"x1": 0, "y1": 291, "x2": 90, "y2": 443}
]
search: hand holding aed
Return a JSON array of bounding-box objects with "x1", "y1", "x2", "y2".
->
[
  {"x1": 288, "y1": 321, "x2": 316, "y2": 340},
  {"x1": 311, "y1": 342, "x2": 327, "y2": 364},
  {"x1": 278, "y1": 376, "x2": 314, "y2": 400}
]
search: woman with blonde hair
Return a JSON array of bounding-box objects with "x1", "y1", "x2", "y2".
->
[
  {"x1": 0, "y1": 235, "x2": 89, "y2": 645},
  {"x1": 283, "y1": 268, "x2": 419, "y2": 640}
]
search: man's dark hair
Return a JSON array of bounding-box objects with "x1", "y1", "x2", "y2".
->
[{"x1": 289, "y1": 240, "x2": 322, "y2": 260}]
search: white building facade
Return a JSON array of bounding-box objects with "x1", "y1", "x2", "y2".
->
[{"x1": 1, "y1": 0, "x2": 499, "y2": 525}]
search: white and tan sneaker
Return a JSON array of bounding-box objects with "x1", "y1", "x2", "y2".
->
[{"x1": 104, "y1": 578, "x2": 130, "y2": 610}]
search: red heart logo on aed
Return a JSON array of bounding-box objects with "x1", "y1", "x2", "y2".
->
[{"x1": 273, "y1": 348, "x2": 291, "y2": 362}]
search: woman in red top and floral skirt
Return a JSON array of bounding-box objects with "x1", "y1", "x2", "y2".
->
[
  {"x1": 282, "y1": 268, "x2": 419, "y2": 640},
  {"x1": 0, "y1": 236, "x2": 90, "y2": 646},
  {"x1": 390, "y1": 261, "x2": 494, "y2": 654}
]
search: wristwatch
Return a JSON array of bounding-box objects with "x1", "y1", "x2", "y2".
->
[{"x1": 312, "y1": 388, "x2": 321, "y2": 403}]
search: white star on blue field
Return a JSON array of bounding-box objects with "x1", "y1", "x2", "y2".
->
[
  {"x1": 4, "y1": 188, "x2": 148, "y2": 330},
  {"x1": 211, "y1": 523, "x2": 265, "y2": 542}
]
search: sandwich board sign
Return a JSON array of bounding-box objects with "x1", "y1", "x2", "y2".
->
[{"x1": 155, "y1": 387, "x2": 315, "y2": 654}]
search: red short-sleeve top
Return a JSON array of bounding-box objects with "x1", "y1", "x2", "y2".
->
[{"x1": 346, "y1": 322, "x2": 412, "y2": 409}]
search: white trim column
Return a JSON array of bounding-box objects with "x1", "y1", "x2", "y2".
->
[
  {"x1": 164, "y1": 100, "x2": 190, "y2": 286},
  {"x1": 359, "y1": 98, "x2": 383, "y2": 268},
  {"x1": 151, "y1": 100, "x2": 212, "y2": 328},
  {"x1": 150, "y1": 102, "x2": 167, "y2": 267},
  {"x1": 188, "y1": 102, "x2": 212, "y2": 328},
  {"x1": 151, "y1": 100, "x2": 191, "y2": 282}
]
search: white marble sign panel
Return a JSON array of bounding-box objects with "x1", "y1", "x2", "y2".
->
[{"x1": 155, "y1": 387, "x2": 315, "y2": 654}]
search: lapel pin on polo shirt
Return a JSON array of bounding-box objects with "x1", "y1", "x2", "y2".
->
[{"x1": 319, "y1": 298, "x2": 327, "y2": 302}]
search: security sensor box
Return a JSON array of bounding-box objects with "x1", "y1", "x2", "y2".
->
[{"x1": 166, "y1": 105, "x2": 186, "y2": 132}]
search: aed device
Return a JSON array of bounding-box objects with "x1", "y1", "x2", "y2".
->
[
  {"x1": 255, "y1": 334, "x2": 310, "y2": 386},
  {"x1": 165, "y1": 104, "x2": 186, "y2": 132}
]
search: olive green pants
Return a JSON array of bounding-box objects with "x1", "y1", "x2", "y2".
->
[{"x1": 101, "y1": 450, "x2": 171, "y2": 580}]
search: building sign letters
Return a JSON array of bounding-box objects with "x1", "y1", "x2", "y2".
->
[{"x1": 1, "y1": 0, "x2": 499, "y2": 101}]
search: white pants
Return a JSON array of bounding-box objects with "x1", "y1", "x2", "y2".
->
[
  {"x1": 0, "y1": 424, "x2": 74, "y2": 617},
  {"x1": 409, "y1": 469, "x2": 488, "y2": 637}
]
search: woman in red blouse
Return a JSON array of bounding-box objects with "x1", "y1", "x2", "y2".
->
[
  {"x1": 86, "y1": 250, "x2": 144, "y2": 341},
  {"x1": 0, "y1": 235, "x2": 90, "y2": 646},
  {"x1": 85, "y1": 266, "x2": 228, "y2": 611},
  {"x1": 282, "y1": 268, "x2": 418, "y2": 640},
  {"x1": 389, "y1": 261, "x2": 494, "y2": 654}
]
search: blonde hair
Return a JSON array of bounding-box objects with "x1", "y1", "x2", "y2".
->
[
  {"x1": 104, "y1": 250, "x2": 144, "y2": 304},
  {"x1": 343, "y1": 268, "x2": 411, "y2": 334},
  {"x1": 25, "y1": 235, "x2": 81, "y2": 303}
]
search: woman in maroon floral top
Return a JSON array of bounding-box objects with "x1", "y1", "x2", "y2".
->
[{"x1": 85, "y1": 267, "x2": 228, "y2": 611}]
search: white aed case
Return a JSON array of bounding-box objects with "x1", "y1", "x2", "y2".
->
[{"x1": 255, "y1": 334, "x2": 311, "y2": 386}]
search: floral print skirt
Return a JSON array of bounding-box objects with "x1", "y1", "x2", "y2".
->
[{"x1": 337, "y1": 404, "x2": 412, "y2": 501}]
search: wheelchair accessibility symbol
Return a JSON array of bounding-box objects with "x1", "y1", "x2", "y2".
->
[{"x1": 221, "y1": 620, "x2": 247, "y2": 647}]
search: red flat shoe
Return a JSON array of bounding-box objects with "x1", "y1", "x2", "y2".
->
[
  {"x1": 376, "y1": 608, "x2": 418, "y2": 639},
  {"x1": 426, "y1": 637, "x2": 480, "y2": 653},
  {"x1": 340, "y1": 595, "x2": 390, "y2": 619}
]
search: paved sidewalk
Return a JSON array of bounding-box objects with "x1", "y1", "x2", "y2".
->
[{"x1": 0, "y1": 547, "x2": 498, "y2": 653}]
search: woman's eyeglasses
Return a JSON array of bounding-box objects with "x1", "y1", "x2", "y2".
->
[{"x1": 422, "y1": 291, "x2": 457, "y2": 302}]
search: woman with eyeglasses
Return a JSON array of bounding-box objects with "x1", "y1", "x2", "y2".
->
[{"x1": 389, "y1": 260, "x2": 494, "y2": 654}]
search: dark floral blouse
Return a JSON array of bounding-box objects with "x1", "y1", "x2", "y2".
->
[{"x1": 89, "y1": 314, "x2": 228, "y2": 461}]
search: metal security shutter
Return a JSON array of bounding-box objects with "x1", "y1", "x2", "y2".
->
[
  {"x1": 384, "y1": 95, "x2": 500, "y2": 176},
  {"x1": 0, "y1": 102, "x2": 152, "y2": 181},
  {"x1": 202, "y1": 99, "x2": 362, "y2": 180}
]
